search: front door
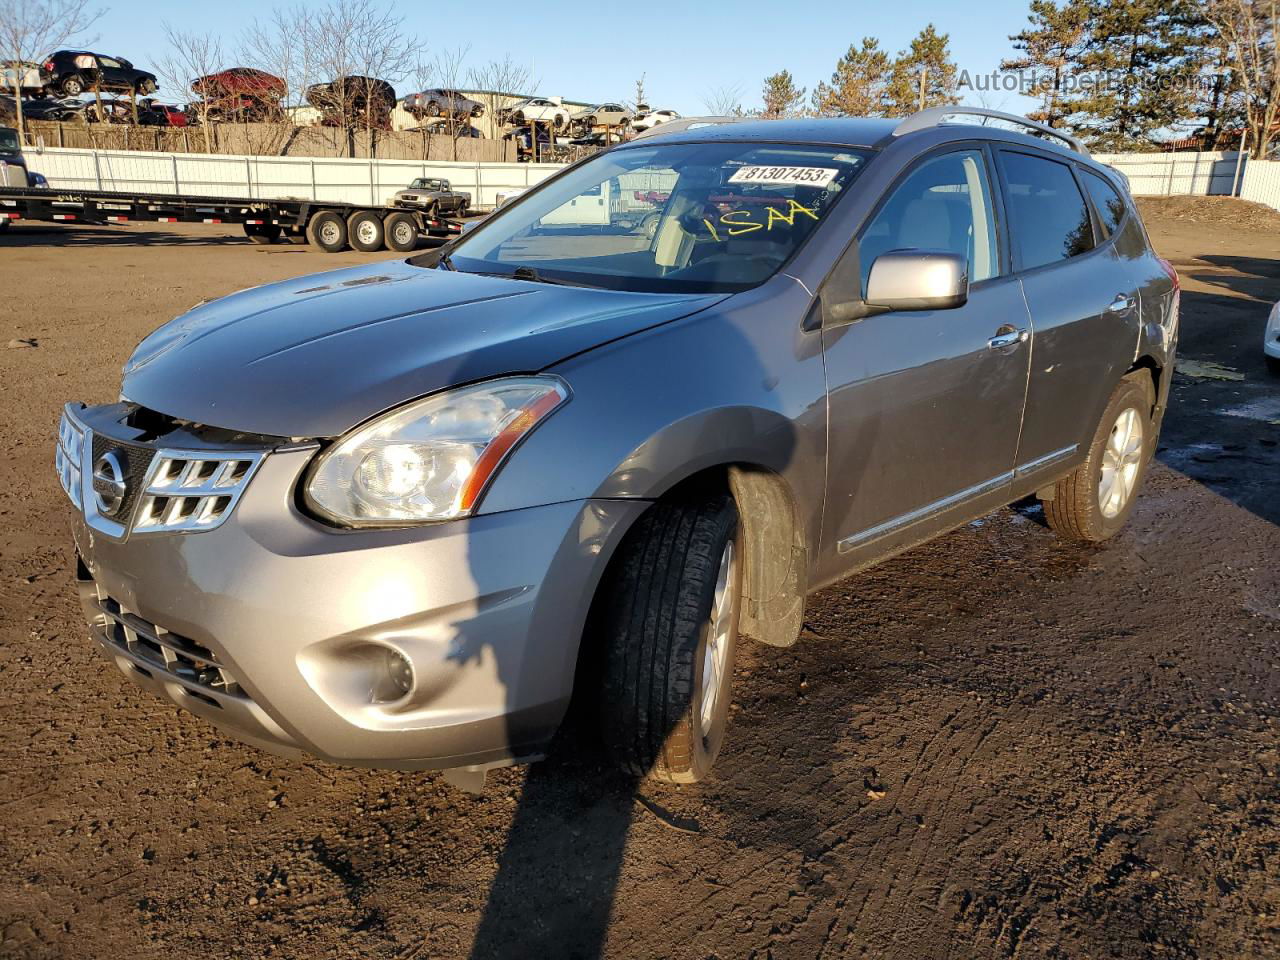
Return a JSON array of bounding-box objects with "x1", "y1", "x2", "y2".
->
[{"x1": 818, "y1": 147, "x2": 1031, "y2": 581}]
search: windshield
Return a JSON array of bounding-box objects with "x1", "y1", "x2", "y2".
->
[
  {"x1": 0, "y1": 128, "x2": 18, "y2": 153},
  {"x1": 439, "y1": 141, "x2": 871, "y2": 293}
]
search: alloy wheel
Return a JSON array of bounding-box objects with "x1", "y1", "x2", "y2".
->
[
  {"x1": 699, "y1": 540, "x2": 736, "y2": 737},
  {"x1": 1098, "y1": 407, "x2": 1144, "y2": 518}
]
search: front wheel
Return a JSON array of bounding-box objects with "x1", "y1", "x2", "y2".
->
[
  {"x1": 61, "y1": 76, "x2": 84, "y2": 97},
  {"x1": 594, "y1": 492, "x2": 741, "y2": 783},
  {"x1": 1042, "y1": 374, "x2": 1155, "y2": 542}
]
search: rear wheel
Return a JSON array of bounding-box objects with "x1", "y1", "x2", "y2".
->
[
  {"x1": 306, "y1": 210, "x2": 348, "y2": 252},
  {"x1": 347, "y1": 210, "x2": 385, "y2": 252},
  {"x1": 383, "y1": 212, "x2": 419, "y2": 252},
  {"x1": 61, "y1": 76, "x2": 84, "y2": 97},
  {"x1": 243, "y1": 222, "x2": 280, "y2": 245},
  {"x1": 1042, "y1": 374, "x2": 1155, "y2": 542},
  {"x1": 594, "y1": 492, "x2": 741, "y2": 783}
]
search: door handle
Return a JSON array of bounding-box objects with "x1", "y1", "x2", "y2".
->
[
  {"x1": 987, "y1": 327, "x2": 1028, "y2": 350},
  {"x1": 1106, "y1": 294, "x2": 1136, "y2": 315}
]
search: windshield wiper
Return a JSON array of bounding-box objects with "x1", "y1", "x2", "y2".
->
[{"x1": 509, "y1": 265, "x2": 585, "y2": 287}]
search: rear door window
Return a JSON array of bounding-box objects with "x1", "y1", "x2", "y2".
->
[
  {"x1": 1001, "y1": 151, "x2": 1096, "y2": 270},
  {"x1": 1080, "y1": 169, "x2": 1127, "y2": 238}
]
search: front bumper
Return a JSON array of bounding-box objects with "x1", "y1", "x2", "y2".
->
[{"x1": 65, "y1": 409, "x2": 646, "y2": 770}]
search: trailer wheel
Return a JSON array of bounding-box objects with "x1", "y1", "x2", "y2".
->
[
  {"x1": 243, "y1": 222, "x2": 280, "y2": 245},
  {"x1": 383, "y1": 212, "x2": 419, "y2": 252},
  {"x1": 347, "y1": 210, "x2": 385, "y2": 252},
  {"x1": 306, "y1": 210, "x2": 348, "y2": 252}
]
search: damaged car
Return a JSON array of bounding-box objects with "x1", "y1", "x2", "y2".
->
[{"x1": 58, "y1": 109, "x2": 1178, "y2": 789}]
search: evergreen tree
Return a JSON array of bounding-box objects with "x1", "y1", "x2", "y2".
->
[
  {"x1": 1001, "y1": 0, "x2": 1092, "y2": 126},
  {"x1": 884, "y1": 25, "x2": 960, "y2": 115},
  {"x1": 810, "y1": 38, "x2": 891, "y2": 116},
  {"x1": 1059, "y1": 0, "x2": 1211, "y2": 150},
  {"x1": 761, "y1": 70, "x2": 807, "y2": 118}
]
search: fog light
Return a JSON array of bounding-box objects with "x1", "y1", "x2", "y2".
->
[{"x1": 376, "y1": 648, "x2": 414, "y2": 702}]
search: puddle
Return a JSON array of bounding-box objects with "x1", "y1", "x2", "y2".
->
[
  {"x1": 1176, "y1": 359, "x2": 1244, "y2": 381},
  {"x1": 1219, "y1": 395, "x2": 1280, "y2": 425}
]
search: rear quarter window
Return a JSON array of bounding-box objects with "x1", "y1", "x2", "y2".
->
[
  {"x1": 1001, "y1": 151, "x2": 1096, "y2": 271},
  {"x1": 1080, "y1": 169, "x2": 1127, "y2": 238}
]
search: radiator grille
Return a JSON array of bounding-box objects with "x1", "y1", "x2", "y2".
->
[
  {"x1": 55, "y1": 405, "x2": 268, "y2": 537},
  {"x1": 92, "y1": 594, "x2": 247, "y2": 704}
]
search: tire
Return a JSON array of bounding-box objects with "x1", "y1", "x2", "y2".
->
[
  {"x1": 594, "y1": 492, "x2": 742, "y2": 783},
  {"x1": 346, "y1": 210, "x2": 385, "y2": 252},
  {"x1": 1266, "y1": 354, "x2": 1280, "y2": 377},
  {"x1": 243, "y1": 222, "x2": 280, "y2": 245},
  {"x1": 427, "y1": 101, "x2": 442, "y2": 117},
  {"x1": 61, "y1": 76, "x2": 84, "y2": 97},
  {"x1": 383, "y1": 211, "x2": 419, "y2": 252},
  {"x1": 305, "y1": 210, "x2": 348, "y2": 252},
  {"x1": 1042, "y1": 373, "x2": 1155, "y2": 543}
]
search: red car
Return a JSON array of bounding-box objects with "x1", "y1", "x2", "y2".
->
[
  {"x1": 140, "y1": 100, "x2": 187, "y2": 127},
  {"x1": 190, "y1": 68, "x2": 286, "y2": 121}
]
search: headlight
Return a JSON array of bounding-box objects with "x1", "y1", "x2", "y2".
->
[{"x1": 305, "y1": 376, "x2": 568, "y2": 527}]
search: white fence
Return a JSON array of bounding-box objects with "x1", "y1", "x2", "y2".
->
[
  {"x1": 1095, "y1": 150, "x2": 1280, "y2": 212},
  {"x1": 1239, "y1": 160, "x2": 1280, "y2": 212},
  {"x1": 22, "y1": 146, "x2": 567, "y2": 210},
  {"x1": 21, "y1": 144, "x2": 1280, "y2": 216}
]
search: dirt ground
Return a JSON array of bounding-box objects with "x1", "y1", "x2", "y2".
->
[{"x1": 1, "y1": 202, "x2": 1278, "y2": 960}]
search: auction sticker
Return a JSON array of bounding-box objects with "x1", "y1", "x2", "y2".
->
[{"x1": 728, "y1": 166, "x2": 838, "y2": 188}]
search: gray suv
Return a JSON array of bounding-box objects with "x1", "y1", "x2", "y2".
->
[{"x1": 57, "y1": 109, "x2": 1178, "y2": 789}]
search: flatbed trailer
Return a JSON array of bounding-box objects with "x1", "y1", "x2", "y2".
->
[{"x1": 0, "y1": 186, "x2": 465, "y2": 253}]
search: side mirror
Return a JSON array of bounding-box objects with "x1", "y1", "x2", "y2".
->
[
  {"x1": 866, "y1": 249, "x2": 969, "y2": 312},
  {"x1": 826, "y1": 249, "x2": 969, "y2": 325}
]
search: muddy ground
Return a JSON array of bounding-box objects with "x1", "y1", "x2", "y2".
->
[{"x1": 1, "y1": 200, "x2": 1278, "y2": 960}]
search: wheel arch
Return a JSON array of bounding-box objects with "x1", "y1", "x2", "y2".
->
[{"x1": 600, "y1": 456, "x2": 809, "y2": 652}]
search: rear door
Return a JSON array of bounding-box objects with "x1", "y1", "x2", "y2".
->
[
  {"x1": 818, "y1": 145, "x2": 1031, "y2": 578},
  {"x1": 997, "y1": 149, "x2": 1141, "y2": 482}
]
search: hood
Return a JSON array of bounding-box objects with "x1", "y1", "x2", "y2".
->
[{"x1": 122, "y1": 259, "x2": 721, "y2": 437}]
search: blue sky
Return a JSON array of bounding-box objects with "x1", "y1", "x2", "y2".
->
[{"x1": 81, "y1": 0, "x2": 1039, "y2": 115}]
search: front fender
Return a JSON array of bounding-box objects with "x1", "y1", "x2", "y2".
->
[{"x1": 478, "y1": 277, "x2": 828, "y2": 582}]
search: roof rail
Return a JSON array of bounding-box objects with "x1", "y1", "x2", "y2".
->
[
  {"x1": 629, "y1": 116, "x2": 756, "y2": 141},
  {"x1": 886, "y1": 106, "x2": 1089, "y2": 156}
]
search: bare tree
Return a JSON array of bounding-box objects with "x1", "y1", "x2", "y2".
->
[
  {"x1": 304, "y1": 0, "x2": 423, "y2": 156},
  {"x1": 155, "y1": 23, "x2": 224, "y2": 153},
  {"x1": 469, "y1": 53, "x2": 534, "y2": 141},
  {"x1": 703, "y1": 83, "x2": 746, "y2": 116},
  {"x1": 0, "y1": 0, "x2": 103, "y2": 142},
  {"x1": 241, "y1": 5, "x2": 320, "y2": 153},
  {"x1": 632, "y1": 72, "x2": 648, "y2": 110},
  {"x1": 428, "y1": 44, "x2": 469, "y2": 160},
  {"x1": 1206, "y1": 0, "x2": 1279, "y2": 159}
]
